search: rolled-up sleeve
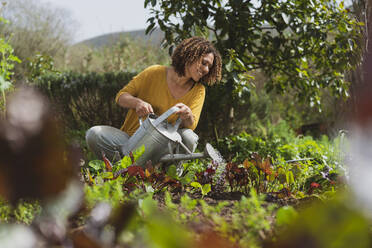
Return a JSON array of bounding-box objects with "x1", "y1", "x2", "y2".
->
[{"x1": 115, "y1": 69, "x2": 148, "y2": 103}]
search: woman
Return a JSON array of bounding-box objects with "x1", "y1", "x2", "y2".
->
[{"x1": 86, "y1": 37, "x2": 222, "y2": 162}]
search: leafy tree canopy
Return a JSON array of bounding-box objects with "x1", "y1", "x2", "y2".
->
[{"x1": 145, "y1": 0, "x2": 363, "y2": 110}]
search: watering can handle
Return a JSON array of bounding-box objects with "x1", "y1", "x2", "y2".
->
[
  {"x1": 173, "y1": 118, "x2": 182, "y2": 130},
  {"x1": 153, "y1": 106, "x2": 180, "y2": 127},
  {"x1": 139, "y1": 113, "x2": 157, "y2": 126}
]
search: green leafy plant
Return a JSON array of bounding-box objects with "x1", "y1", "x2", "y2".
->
[
  {"x1": 190, "y1": 182, "x2": 211, "y2": 197},
  {"x1": 0, "y1": 15, "x2": 21, "y2": 113},
  {"x1": 275, "y1": 205, "x2": 298, "y2": 228},
  {"x1": 0, "y1": 198, "x2": 41, "y2": 224},
  {"x1": 84, "y1": 176, "x2": 126, "y2": 208},
  {"x1": 230, "y1": 189, "x2": 276, "y2": 247},
  {"x1": 220, "y1": 125, "x2": 346, "y2": 197}
]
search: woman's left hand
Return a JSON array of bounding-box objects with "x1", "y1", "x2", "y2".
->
[{"x1": 175, "y1": 103, "x2": 194, "y2": 127}]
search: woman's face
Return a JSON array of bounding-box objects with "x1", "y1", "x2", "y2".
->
[{"x1": 186, "y1": 53, "x2": 214, "y2": 82}]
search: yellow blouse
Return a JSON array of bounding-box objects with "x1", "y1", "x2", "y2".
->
[{"x1": 115, "y1": 65, "x2": 206, "y2": 136}]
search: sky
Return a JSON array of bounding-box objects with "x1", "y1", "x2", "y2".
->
[{"x1": 41, "y1": 0, "x2": 153, "y2": 43}]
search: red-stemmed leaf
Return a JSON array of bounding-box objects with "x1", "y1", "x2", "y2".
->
[
  {"x1": 243, "y1": 158, "x2": 251, "y2": 169},
  {"x1": 310, "y1": 182, "x2": 320, "y2": 188},
  {"x1": 260, "y1": 157, "x2": 273, "y2": 175},
  {"x1": 129, "y1": 151, "x2": 135, "y2": 164},
  {"x1": 127, "y1": 165, "x2": 145, "y2": 179},
  {"x1": 102, "y1": 152, "x2": 112, "y2": 171}
]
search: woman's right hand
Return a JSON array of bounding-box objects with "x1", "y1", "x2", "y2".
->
[
  {"x1": 117, "y1": 92, "x2": 153, "y2": 117},
  {"x1": 135, "y1": 100, "x2": 154, "y2": 117}
]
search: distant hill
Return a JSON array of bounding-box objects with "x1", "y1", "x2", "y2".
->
[{"x1": 76, "y1": 28, "x2": 164, "y2": 48}]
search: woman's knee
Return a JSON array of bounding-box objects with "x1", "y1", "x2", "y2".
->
[
  {"x1": 85, "y1": 125, "x2": 130, "y2": 161},
  {"x1": 85, "y1": 126, "x2": 103, "y2": 152},
  {"x1": 86, "y1": 126, "x2": 102, "y2": 145}
]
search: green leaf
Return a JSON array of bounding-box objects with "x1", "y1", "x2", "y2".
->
[
  {"x1": 180, "y1": 171, "x2": 195, "y2": 185},
  {"x1": 139, "y1": 195, "x2": 157, "y2": 217},
  {"x1": 144, "y1": 0, "x2": 150, "y2": 8},
  {"x1": 180, "y1": 194, "x2": 197, "y2": 210},
  {"x1": 232, "y1": 72, "x2": 239, "y2": 83},
  {"x1": 234, "y1": 57, "x2": 245, "y2": 70},
  {"x1": 120, "y1": 155, "x2": 132, "y2": 169},
  {"x1": 88, "y1": 160, "x2": 105, "y2": 171},
  {"x1": 145, "y1": 22, "x2": 156, "y2": 34},
  {"x1": 133, "y1": 145, "x2": 145, "y2": 161},
  {"x1": 281, "y1": 13, "x2": 290, "y2": 24},
  {"x1": 190, "y1": 181, "x2": 202, "y2": 189},
  {"x1": 201, "y1": 184, "x2": 211, "y2": 196},
  {"x1": 0, "y1": 77, "x2": 11, "y2": 91},
  {"x1": 102, "y1": 172, "x2": 113, "y2": 179},
  {"x1": 276, "y1": 206, "x2": 298, "y2": 227},
  {"x1": 166, "y1": 165, "x2": 178, "y2": 179},
  {"x1": 286, "y1": 171, "x2": 295, "y2": 184},
  {"x1": 225, "y1": 59, "x2": 233, "y2": 72},
  {"x1": 164, "y1": 191, "x2": 177, "y2": 209}
]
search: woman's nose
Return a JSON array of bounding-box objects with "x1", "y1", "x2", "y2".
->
[{"x1": 202, "y1": 65, "x2": 209, "y2": 75}]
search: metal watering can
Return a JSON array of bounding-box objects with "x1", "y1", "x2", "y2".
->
[{"x1": 121, "y1": 106, "x2": 221, "y2": 166}]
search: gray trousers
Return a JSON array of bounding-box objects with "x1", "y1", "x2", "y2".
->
[{"x1": 85, "y1": 125, "x2": 199, "y2": 162}]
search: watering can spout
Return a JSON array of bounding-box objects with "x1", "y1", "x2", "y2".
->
[
  {"x1": 159, "y1": 143, "x2": 222, "y2": 163},
  {"x1": 204, "y1": 143, "x2": 224, "y2": 163}
]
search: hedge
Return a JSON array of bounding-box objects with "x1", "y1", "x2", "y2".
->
[{"x1": 35, "y1": 71, "x2": 137, "y2": 130}]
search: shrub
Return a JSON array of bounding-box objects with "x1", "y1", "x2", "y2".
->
[{"x1": 35, "y1": 71, "x2": 137, "y2": 130}]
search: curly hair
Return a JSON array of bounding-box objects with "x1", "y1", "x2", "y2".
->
[{"x1": 171, "y1": 37, "x2": 222, "y2": 86}]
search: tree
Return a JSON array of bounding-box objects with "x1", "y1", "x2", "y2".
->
[
  {"x1": 349, "y1": 0, "x2": 372, "y2": 123},
  {"x1": 145, "y1": 0, "x2": 363, "y2": 138},
  {"x1": 0, "y1": 0, "x2": 76, "y2": 81}
]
